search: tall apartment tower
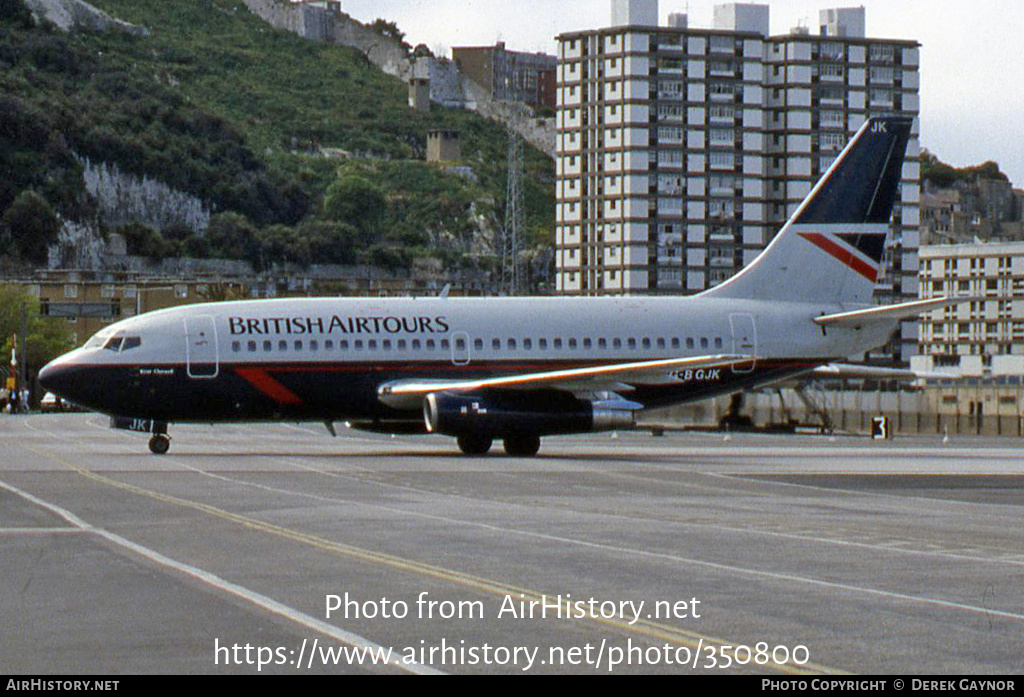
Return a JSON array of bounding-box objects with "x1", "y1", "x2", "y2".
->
[
  {"x1": 555, "y1": 1, "x2": 921, "y2": 360},
  {"x1": 764, "y1": 6, "x2": 921, "y2": 361}
]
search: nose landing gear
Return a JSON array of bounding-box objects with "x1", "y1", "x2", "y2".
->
[
  {"x1": 110, "y1": 417, "x2": 171, "y2": 455},
  {"x1": 148, "y1": 433, "x2": 171, "y2": 455}
]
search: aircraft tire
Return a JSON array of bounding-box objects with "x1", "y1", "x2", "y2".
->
[
  {"x1": 457, "y1": 434, "x2": 492, "y2": 456},
  {"x1": 149, "y1": 434, "x2": 170, "y2": 455},
  {"x1": 503, "y1": 434, "x2": 541, "y2": 457}
]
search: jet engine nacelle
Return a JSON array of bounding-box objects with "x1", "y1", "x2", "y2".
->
[{"x1": 423, "y1": 391, "x2": 636, "y2": 438}]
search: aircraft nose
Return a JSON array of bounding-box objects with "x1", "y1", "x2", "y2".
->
[
  {"x1": 38, "y1": 354, "x2": 84, "y2": 402},
  {"x1": 39, "y1": 358, "x2": 66, "y2": 393}
]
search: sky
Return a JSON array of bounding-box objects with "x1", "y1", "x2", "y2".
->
[{"x1": 335, "y1": 0, "x2": 1024, "y2": 188}]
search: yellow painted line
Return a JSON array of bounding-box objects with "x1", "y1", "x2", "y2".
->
[{"x1": 26, "y1": 443, "x2": 845, "y2": 675}]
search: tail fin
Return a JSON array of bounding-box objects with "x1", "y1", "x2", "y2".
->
[{"x1": 702, "y1": 116, "x2": 913, "y2": 304}]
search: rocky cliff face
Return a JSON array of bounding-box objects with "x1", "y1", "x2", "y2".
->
[{"x1": 24, "y1": 0, "x2": 148, "y2": 36}]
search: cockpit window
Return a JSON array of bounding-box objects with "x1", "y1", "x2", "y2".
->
[{"x1": 102, "y1": 335, "x2": 141, "y2": 352}]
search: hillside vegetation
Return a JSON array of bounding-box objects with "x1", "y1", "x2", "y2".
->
[
  {"x1": 0, "y1": 0, "x2": 554, "y2": 275},
  {"x1": 921, "y1": 150, "x2": 1010, "y2": 189}
]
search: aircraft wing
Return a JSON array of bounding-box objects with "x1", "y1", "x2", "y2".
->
[
  {"x1": 813, "y1": 296, "x2": 971, "y2": 329},
  {"x1": 377, "y1": 354, "x2": 752, "y2": 409}
]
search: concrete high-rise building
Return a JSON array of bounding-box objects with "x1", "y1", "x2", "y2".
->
[{"x1": 555, "y1": 0, "x2": 921, "y2": 361}]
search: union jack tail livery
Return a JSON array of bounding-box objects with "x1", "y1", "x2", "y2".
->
[{"x1": 703, "y1": 116, "x2": 913, "y2": 306}]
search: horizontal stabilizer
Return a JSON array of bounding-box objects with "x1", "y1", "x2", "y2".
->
[
  {"x1": 813, "y1": 296, "x2": 972, "y2": 329},
  {"x1": 813, "y1": 363, "x2": 958, "y2": 380}
]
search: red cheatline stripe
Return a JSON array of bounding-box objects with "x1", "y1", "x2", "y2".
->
[
  {"x1": 234, "y1": 367, "x2": 304, "y2": 405},
  {"x1": 798, "y1": 233, "x2": 879, "y2": 282}
]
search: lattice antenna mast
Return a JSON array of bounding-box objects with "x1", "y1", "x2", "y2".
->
[{"x1": 502, "y1": 128, "x2": 525, "y2": 295}]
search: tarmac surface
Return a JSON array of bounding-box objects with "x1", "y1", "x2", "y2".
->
[{"x1": 1, "y1": 412, "x2": 1023, "y2": 675}]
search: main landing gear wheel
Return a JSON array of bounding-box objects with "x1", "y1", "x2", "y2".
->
[
  {"x1": 148, "y1": 433, "x2": 171, "y2": 455},
  {"x1": 457, "y1": 434, "x2": 493, "y2": 456},
  {"x1": 503, "y1": 434, "x2": 541, "y2": 457}
]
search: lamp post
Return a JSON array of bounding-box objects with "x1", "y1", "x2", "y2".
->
[{"x1": 19, "y1": 302, "x2": 27, "y2": 396}]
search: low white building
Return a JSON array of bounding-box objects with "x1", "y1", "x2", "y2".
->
[{"x1": 912, "y1": 241, "x2": 1024, "y2": 377}]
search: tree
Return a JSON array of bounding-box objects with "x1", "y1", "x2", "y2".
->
[
  {"x1": 0, "y1": 284, "x2": 76, "y2": 383},
  {"x1": 257, "y1": 224, "x2": 311, "y2": 266},
  {"x1": 0, "y1": 0, "x2": 32, "y2": 27},
  {"x1": 322, "y1": 175, "x2": 385, "y2": 239},
  {"x1": 301, "y1": 220, "x2": 359, "y2": 265},
  {"x1": 116, "y1": 221, "x2": 173, "y2": 260},
  {"x1": 369, "y1": 19, "x2": 410, "y2": 51},
  {"x1": 2, "y1": 190, "x2": 60, "y2": 264},
  {"x1": 205, "y1": 212, "x2": 259, "y2": 263}
]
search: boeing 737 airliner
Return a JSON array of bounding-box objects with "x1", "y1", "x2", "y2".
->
[{"x1": 40, "y1": 116, "x2": 949, "y2": 456}]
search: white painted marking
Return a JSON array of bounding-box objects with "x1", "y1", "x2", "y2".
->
[{"x1": 0, "y1": 478, "x2": 442, "y2": 675}]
